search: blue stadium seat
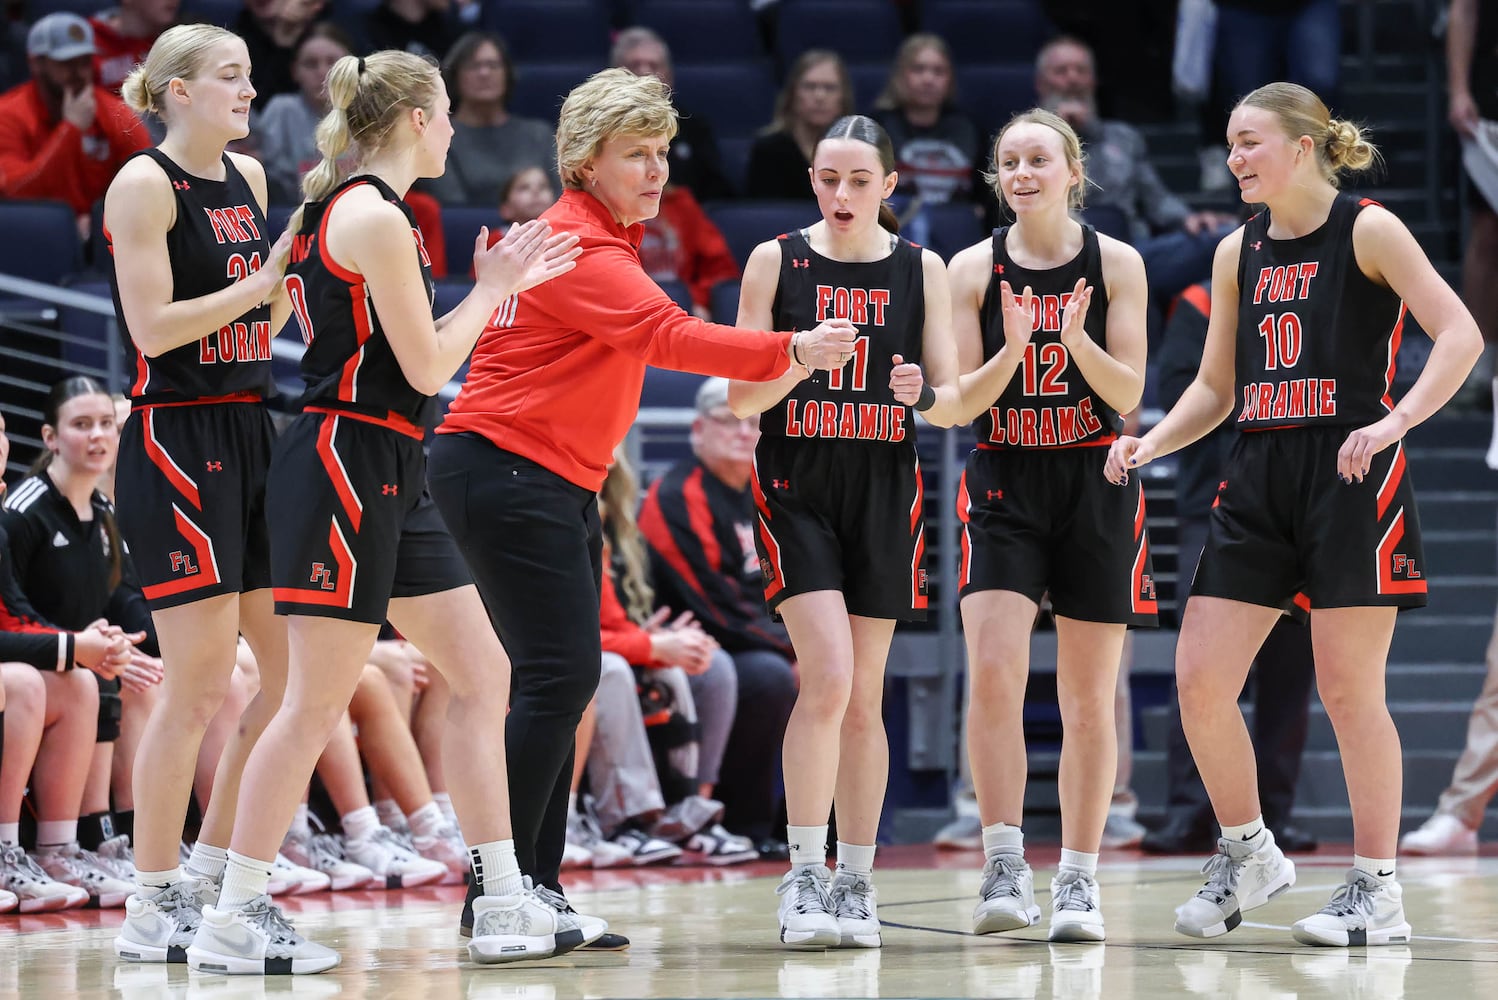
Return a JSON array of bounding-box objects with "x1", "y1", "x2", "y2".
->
[
  {"x1": 635, "y1": 0, "x2": 765, "y2": 63},
  {"x1": 955, "y1": 64, "x2": 1036, "y2": 135},
  {"x1": 774, "y1": 0, "x2": 905, "y2": 67},
  {"x1": 329, "y1": 0, "x2": 382, "y2": 18},
  {"x1": 1080, "y1": 204, "x2": 1131, "y2": 243},
  {"x1": 265, "y1": 204, "x2": 295, "y2": 239},
  {"x1": 921, "y1": 0, "x2": 1056, "y2": 65},
  {"x1": 56, "y1": 279, "x2": 113, "y2": 374},
  {"x1": 508, "y1": 62, "x2": 600, "y2": 122},
  {"x1": 709, "y1": 279, "x2": 741, "y2": 324},
  {"x1": 484, "y1": 1, "x2": 613, "y2": 64},
  {"x1": 704, "y1": 201, "x2": 819, "y2": 268},
  {"x1": 671, "y1": 63, "x2": 777, "y2": 140},
  {"x1": 922, "y1": 203, "x2": 988, "y2": 261},
  {"x1": 641, "y1": 366, "x2": 707, "y2": 409},
  {"x1": 440, "y1": 205, "x2": 505, "y2": 278},
  {"x1": 847, "y1": 62, "x2": 890, "y2": 114},
  {"x1": 654, "y1": 278, "x2": 693, "y2": 312},
  {"x1": 0, "y1": 201, "x2": 82, "y2": 285},
  {"x1": 432, "y1": 280, "x2": 474, "y2": 320},
  {"x1": 717, "y1": 136, "x2": 752, "y2": 194},
  {"x1": 179, "y1": 0, "x2": 242, "y2": 27},
  {"x1": 28, "y1": 0, "x2": 100, "y2": 16}
]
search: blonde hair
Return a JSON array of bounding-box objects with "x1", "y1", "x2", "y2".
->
[
  {"x1": 287, "y1": 51, "x2": 441, "y2": 235},
  {"x1": 555, "y1": 67, "x2": 678, "y2": 191},
  {"x1": 874, "y1": 34, "x2": 955, "y2": 112},
  {"x1": 984, "y1": 108, "x2": 1088, "y2": 209},
  {"x1": 1236, "y1": 82, "x2": 1379, "y2": 186},
  {"x1": 600, "y1": 453, "x2": 654, "y2": 624},
  {"x1": 765, "y1": 50, "x2": 853, "y2": 136},
  {"x1": 120, "y1": 23, "x2": 240, "y2": 118}
]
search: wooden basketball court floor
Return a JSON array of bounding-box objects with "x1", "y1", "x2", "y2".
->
[{"x1": 6, "y1": 845, "x2": 1498, "y2": 999}]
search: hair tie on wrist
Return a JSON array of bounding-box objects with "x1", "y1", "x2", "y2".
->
[
  {"x1": 790, "y1": 334, "x2": 804, "y2": 367},
  {"x1": 357, "y1": 57, "x2": 367, "y2": 75},
  {"x1": 914, "y1": 383, "x2": 937, "y2": 412}
]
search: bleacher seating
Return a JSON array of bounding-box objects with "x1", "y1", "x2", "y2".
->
[
  {"x1": 439, "y1": 205, "x2": 505, "y2": 279},
  {"x1": 671, "y1": 64, "x2": 779, "y2": 140},
  {"x1": 774, "y1": 0, "x2": 906, "y2": 67},
  {"x1": 655, "y1": 278, "x2": 693, "y2": 313},
  {"x1": 709, "y1": 279, "x2": 741, "y2": 325},
  {"x1": 483, "y1": 0, "x2": 614, "y2": 65},
  {"x1": 921, "y1": 0, "x2": 1056, "y2": 64},
  {"x1": 704, "y1": 201, "x2": 819, "y2": 269},
  {"x1": 634, "y1": 0, "x2": 764, "y2": 64},
  {"x1": 0, "y1": 202, "x2": 83, "y2": 286},
  {"x1": 178, "y1": 0, "x2": 242, "y2": 27},
  {"x1": 954, "y1": 63, "x2": 1037, "y2": 136},
  {"x1": 507, "y1": 62, "x2": 601, "y2": 121}
]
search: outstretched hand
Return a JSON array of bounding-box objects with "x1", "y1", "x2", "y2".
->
[{"x1": 473, "y1": 220, "x2": 583, "y2": 299}]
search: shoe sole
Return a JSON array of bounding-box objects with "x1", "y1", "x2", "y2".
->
[
  {"x1": 1049, "y1": 920, "x2": 1106, "y2": 943},
  {"x1": 1292, "y1": 920, "x2": 1412, "y2": 947},
  {"x1": 186, "y1": 945, "x2": 341, "y2": 975},
  {"x1": 17, "y1": 895, "x2": 80, "y2": 913},
  {"x1": 973, "y1": 904, "x2": 1042, "y2": 935},
  {"x1": 374, "y1": 867, "x2": 447, "y2": 890},
  {"x1": 837, "y1": 933, "x2": 881, "y2": 948},
  {"x1": 580, "y1": 933, "x2": 631, "y2": 952},
  {"x1": 468, "y1": 932, "x2": 562, "y2": 964},
  {"x1": 113, "y1": 936, "x2": 189, "y2": 963},
  {"x1": 780, "y1": 925, "x2": 840, "y2": 949}
]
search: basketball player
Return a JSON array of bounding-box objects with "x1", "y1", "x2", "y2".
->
[
  {"x1": 728, "y1": 114, "x2": 961, "y2": 949},
  {"x1": 948, "y1": 108, "x2": 1154, "y2": 944},
  {"x1": 1106, "y1": 82, "x2": 1482, "y2": 946},
  {"x1": 185, "y1": 50, "x2": 581, "y2": 975},
  {"x1": 104, "y1": 23, "x2": 299, "y2": 964}
]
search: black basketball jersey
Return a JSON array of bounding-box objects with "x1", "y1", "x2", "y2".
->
[
  {"x1": 108, "y1": 148, "x2": 275, "y2": 404},
  {"x1": 759, "y1": 229, "x2": 925, "y2": 445},
  {"x1": 284, "y1": 174, "x2": 438, "y2": 429},
  {"x1": 976, "y1": 224, "x2": 1119, "y2": 448},
  {"x1": 1232, "y1": 193, "x2": 1406, "y2": 430}
]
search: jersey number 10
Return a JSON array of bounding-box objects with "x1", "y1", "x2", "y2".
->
[{"x1": 1258, "y1": 312, "x2": 1303, "y2": 371}]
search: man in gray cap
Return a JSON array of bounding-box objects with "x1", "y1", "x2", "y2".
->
[{"x1": 0, "y1": 12, "x2": 148, "y2": 223}]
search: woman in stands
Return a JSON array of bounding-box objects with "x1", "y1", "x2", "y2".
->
[
  {"x1": 729, "y1": 114, "x2": 962, "y2": 949},
  {"x1": 948, "y1": 109, "x2": 1153, "y2": 944},
  {"x1": 428, "y1": 67, "x2": 855, "y2": 951},
  {"x1": 189, "y1": 49, "x2": 581, "y2": 976},
  {"x1": 747, "y1": 50, "x2": 855, "y2": 200},
  {"x1": 104, "y1": 23, "x2": 298, "y2": 966},
  {"x1": 1105, "y1": 83, "x2": 1482, "y2": 947}
]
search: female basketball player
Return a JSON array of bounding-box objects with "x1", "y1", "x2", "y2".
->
[
  {"x1": 104, "y1": 23, "x2": 298, "y2": 965},
  {"x1": 728, "y1": 114, "x2": 961, "y2": 949},
  {"x1": 946, "y1": 109, "x2": 1153, "y2": 943},
  {"x1": 187, "y1": 50, "x2": 582, "y2": 975},
  {"x1": 1105, "y1": 83, "x2": 1482, "y2": 947}
]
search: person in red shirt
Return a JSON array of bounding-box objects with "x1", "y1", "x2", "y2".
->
[
  {"x1": 638, "y1": 184, "x2": 741, "y2": 320},
  {"x1": 427, "y1": 67, "x2": 856, "y2": 950},
  {"x1": 92, "y1": 1, "x2": 181, "y2": 94},
  {"x1": 0, "y1": 13, "x2": 150, "y2": 225}
]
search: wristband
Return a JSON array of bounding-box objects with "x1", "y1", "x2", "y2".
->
[{"x1": 914, "y1": 383, "x2": 937, "y2": 412}]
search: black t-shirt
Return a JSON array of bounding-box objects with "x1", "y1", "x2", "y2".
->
[
  {"x1": 746, "y1": 131, "x2": 813, "y2": 201},
  {"x1": 873, "y1": 107, "x2": 981, "y2": 204}
]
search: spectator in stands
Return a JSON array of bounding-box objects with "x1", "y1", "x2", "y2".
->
[
  {"x1": 638, "y1": 186, "x2": 741, "y2": 321},
  {"x1": 236, "y1": 0, "x2": 323, "y2": 111},
  {"x1": 255, "y1": 22, "x2": 353, "y2": 205},
  {"x1": 746, "y1": 49, "x2": 852, "y2": 200},
  {"x1": 0, "y1": 14, "x2": 150, "y2": 230},
  {"x1": 500, "y1": 165, "x2": 553, "y2": 226},
  {"x1": 351, "y1": 0, "x2": 460, "y2": 64},
  {"x1": 91, "y1": 0, "x2": 180, "y2": 95},
  {"x1": 1034, "y1": 36, "x2": 1235, "y2": 330},
  {"x1": 423, "y1": 31, "x2": 557, "y2": 207},
  {"x1": 612, "y1": 26, "x2": 735, "y2": 203},
  {"x1": 1140, "y1": 282, "x2": 1318, "y2": 855},
  {"x1": 870, "y1": 35, "x2": 984, "y2": 224},
  {"x1": 639, "y1": 377, "x2": 798, "y2": 858}
]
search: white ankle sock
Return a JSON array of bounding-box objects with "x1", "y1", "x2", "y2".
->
[
  {"x1": 787, "y1": 825, "x2": 827, "y2": 868},
  {"x1": 470, "y1": 840, "x2": 524, "y2": 896},
  {"x1": 136, "y1": 867, "x2": 182, "y2": 891},
  {"x1": 374, "y1": 799, "x2": 404, "y2": 829},
  {"x1": 342, "y1": 805, "x2": 380, "y2": 842},
  {"x1": 409, "y1": 802, "x2": 445, "y2": 839},
  {"x1": 1354, "y1": 855, "x2": 1396, "y2": 884},
  {"x1": 289, "y1": 804, "x2": 312, "y2": 840},
  {"x1": 187, "y1": 841, "x2": 228, "y2": 882},
  {"x1": 217, "y1": 851, "x2": 273, "y2": 909},
  {"x1": 35, "y1": 820, "x2": 77, "y2": 848},
  {"x1": 1058, "y1": 848, "x2": 1098, "y2": 876},
  {"x1": 1220, "y1": 817, "x2": 1266, "y2": 849},
  {"x1": 0, "y1": 822, "x2": 20, "y2": 846},
  {"x1": 434, "y1": 792, "x2": 457, "y2": 825},
  {"x1": 982, "y1": 822, "x2": 1024, "y2": 859},
  {"x1": 835, "y1": 841, "x2": 876, "y2": 876}
]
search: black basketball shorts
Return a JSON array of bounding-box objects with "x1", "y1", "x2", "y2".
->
[
  {"x1": 268, "y1": 409, "x2": 470, "y2": 624},
  {"x1": 958, "y1": 445, "x2": 1158, "y2": 627},
  {"x1": 1191, "y1": 426, "x2": 1427, "y2": 610},
  {"x1": 114, "y1": 399, "x2": 274, "y2": 611},
  {"x1": 752, "y1": 437, "x2": 927, "y2": 621}
]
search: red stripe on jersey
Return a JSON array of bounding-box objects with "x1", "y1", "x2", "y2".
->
[
  {"x1": 1131, "y1": 531, "x2": 1157, "y2": 615},
  {"x1": 317, "y1": 184, "x2": 367, "y2": 285},
  {"x1": 141, "y1": 504, "x2": 222, "y2": 599},
  {"x1": 683, "y1": 468, "x2": 722, "y2": 573},
  {"x1": 1133, "y1": 484, "x2": 1147, "y2": 538},
  {"x1": 977, "y1": 434, "x2": 1118, "y2": 452},
  {"x1": 274, "y1": 518, "x2": 357, "y2": 609},
  {"x1": 131, "y1": 345, "x2": 151, "y2": 397},
  {"x1": 304, "y1": 405, "x2": 423, "y2": 440},
  {"x1": 956, "y1": 468, "x2": 972, "y2": 589},
  {"x1": 750, "y1": 457, "x2": 772, "y2": 521},
  {"x1": 750, "y1": 458, "x2": 784, "y2": 602},
  {"x1": 316, "y1": 415, "x2": 363, "y2": 532},
  {"x1": 909, "y1": 454, "x2": 924, "y2": 534},
  {"x1": 638, "y1": 482, "x2": 710, "y2": 604},
  {"x1": 911, "y1": 525, "x2": 927, "y2": 610},
  {"x1": 337, "y1": 285, "x2": 375, "y2": 404},
  {"x1": 134, "y1": 392, "x2": 262, "y2": 410},
  {"x1": 1178, "y1": 283, "x2": 1211, "y2": 320},
  {"x1": 1376, "y1": 443, "x2": 1406, "y2": 522},
  {"x1": 143, "y1": 409, "x2": 201, "y2": 508},
  {"x1": 1381, "y1": 302, "x2": 1407, "y2": 411},
  {"x1": 1376, "y1": 507, "x2": 1426, "y2": 595}
]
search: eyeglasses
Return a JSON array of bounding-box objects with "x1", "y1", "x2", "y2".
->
[{"x1": 703, "y1": 410, "x2": 760, "y2": 431}]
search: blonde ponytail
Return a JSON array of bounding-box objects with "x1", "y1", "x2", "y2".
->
[
  {"x1": 1325, "y1": 118, "x2": 1378, "y2": 174},
  {"x1": 120, "y1": 23, "x2": 239, "y2": 120},
  {"x1": 285, "y1": 51, "x2": 441, "y2": 236}
]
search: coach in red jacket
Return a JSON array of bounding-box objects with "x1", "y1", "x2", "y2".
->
[{"x1": 428, "y1": 68, "x2": 853, "y2": 944}]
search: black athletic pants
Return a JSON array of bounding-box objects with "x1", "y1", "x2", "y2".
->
[{"x1": 427, "y1": 432, "x2": 603, "y2": 893}]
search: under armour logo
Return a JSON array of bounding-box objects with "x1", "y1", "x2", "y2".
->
[
  {"x1": 1218, "y1": 480, "x2": 1228, "y2": 492},
  {"x1": 986, "y1": 489, "x2": 1003, "y2": 501},
  {"x1": 993, "y1": 263, "x2": 1005, "y2": 274},
  {"x1": 1251, "y1": 240, "x2": 1262, "y2": 250},
  {"x1": 771, "y1": 479, "x2": 790, "y2": 489},
  {"x1": 172, "y1": 180, "x2": 191, "y2": 191},
  {"x1": 205, "y1": 461, "x2": 222, "y2": 472},
  {"x1": 381, "y1": 484, "x2": 399, "y2": 496},
  {"x1": 310, "y1": 563, "x2": 335, "y2": 590},
  {"x1": 792, "y1": 259, "x2": 810, "y2": 269},
  {"x1": 170, "y1": 551, "x2": 199, "y2": 575}
]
